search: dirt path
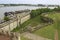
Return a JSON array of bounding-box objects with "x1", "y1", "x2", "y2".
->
[
  {"x1": 54, "y1": 30, "x2": 58, "y2": 40},
  {"x1": 21, "y1": 32, "x2": 52, "y2": 40}
]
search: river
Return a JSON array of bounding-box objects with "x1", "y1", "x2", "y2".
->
[{"x1": 0, "y1": 6, "x2": 56, "y2": 19}]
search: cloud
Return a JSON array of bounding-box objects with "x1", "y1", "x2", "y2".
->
[{"x1": 0, "y1": 0, "x2": 60, "y2": 5}]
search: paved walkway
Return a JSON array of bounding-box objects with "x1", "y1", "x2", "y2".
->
[{"x1": 21, "y1": 32, "x2": 52, "y2": 40}]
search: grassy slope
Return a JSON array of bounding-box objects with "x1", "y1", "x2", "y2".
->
[
  {"x1": 33, "y1": 12, "x2": 60, "y2": 40},
  {"x1": 48, "y1": 13, "x2": 60, "y2": 40},
  {"x1": 21, "y1": 15, "x2": 41, "y2": 28},
  {"x1": 33, "y1": 24, "x2": 55, "y2": 40},
  {"x1": 13, "y1": 15, "x2": 41, "y2": 32}
]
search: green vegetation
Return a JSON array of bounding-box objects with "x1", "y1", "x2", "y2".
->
[
  {"x1": 13, "y1": 15, "x2": 41, "y2": 32},
  {"x1": 48, "y1": 13, "x2": 60, "y2": 40},
  {"x1": 33, "y1": 24, "x2": 55, "y2": 40},
  {"x1": 4, "y1": 16, "x2": 10, "y2": 21},
  {"x1": 12, "y1": 26, "x2": 20, "y2": 32},
  {"x1": 33, "y1": 13, "x2": 60, "y2": 40},
  {"x1": 13, "y1": 7, "x2": 60, "y2": 32},
  {"x1": 30, "y1": 8, "x2": 52, "y2": 18},
  {"x1": 53, "y1": 7, "x2": 60, "y2": 12},
  {"x1": 58, "y1": 30, "x2": 60, "y2": 40},
  {"x1": 1, "y1": 4, "x2": 37, "y2": 6},
  {"x1": 13, "y1": 12, "x2": 60, "y2": 40},
  {"x1": 48, "y1": 13, "x2": 60, "y2": 30},
  {"x1": 21, "y1": 36, "x2": 31, "y2": 40},
  {"x1": 30, "y1": 7, "x2": 60, "y2": 18},
  {"x1": 13, "y1": 7, "x2": 60, "y2": 40},
  {"x1": 13, "y1": 8, "x2": 53, "y2": 32},
  {"x1": 21, "y1": 15, "x2": 41, "y2": 28}
]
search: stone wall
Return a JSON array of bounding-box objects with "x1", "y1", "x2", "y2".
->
[
  {"x1": 0, "y1": 10, "x2": 31, "y2": 31},
  {"x1": 0, "y1": 18, "x2": 17, "y2": 31},
  {"x1": 17, "y1": 11, "x2": 31, "y2": 24},
  {"x1": 0, "y1": 10, "x2": 31, "y2": 40},
  {"x1": 0, "y1": 21, "x2": 17, "y2": 31},
  {"x1": 21, "y1": 14, "x2": 30, "y2": 24}
]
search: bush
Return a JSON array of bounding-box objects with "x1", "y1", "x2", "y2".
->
[
  {"x1": 40, "y1": 16, "x2": 53, "y2": 23},
  {"x1": 30, "y1": 8, "x2": 52, "y2": 18},
  {"x1": 53, "y1": 7, "x2": 60, "y2": 12},
  {"x1": 4, "y1": 16, "x2": 10, "y2": 21},
  {"x1": 30, "y1": 7, "x2": 60, "y2": 18}
]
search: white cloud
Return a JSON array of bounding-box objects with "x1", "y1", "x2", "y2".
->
[{"x1": 0, "y1": 0, "x2": 60, "y2": 5}]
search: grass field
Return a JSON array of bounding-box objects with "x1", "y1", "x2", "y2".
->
[
  {"x1": 33, "y1": 12, "x2": 60, "y2": 40},
  {"x1": 33, "y1": 24, "x2": 55, "y2": 40}
]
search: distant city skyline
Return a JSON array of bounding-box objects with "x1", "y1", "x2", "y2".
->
[{"x1": 0, "y1": 0, "x2": 60, "y2": 5}]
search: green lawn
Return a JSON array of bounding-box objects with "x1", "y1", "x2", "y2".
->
[
  {"x1": 33, "y1": 12, "x2": 60, "y2": 40},
  {"x1": 33, "y1": 24, "x2": 55, "y2": 40}
]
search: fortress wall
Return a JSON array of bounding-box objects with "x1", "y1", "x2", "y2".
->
[
  {"x1": 0, "y1": 10, "x2": 31, "y2": 40},
  {"x1": 21, "y1": 14, "x2": 30, "y2": 24},
  {"x1": 0, "y1": 10, "x2": 31, "y2": 31}
]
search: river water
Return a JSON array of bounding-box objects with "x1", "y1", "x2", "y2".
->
[{"x1": 0, "y1": 6, "x2": 56, "y2": 19}]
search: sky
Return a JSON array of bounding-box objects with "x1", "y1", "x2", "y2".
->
[{"x1": 0, "y1": 0, "x2": 60, "y2": 5}]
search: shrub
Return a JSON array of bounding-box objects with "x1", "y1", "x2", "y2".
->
[
  {"x1": 4, "y1": 16, "x2": 10, "y2": 21},
  {"x1": 30, "y1": 8, "x2": 52, "y2": 18},
  {"x1": 53, "y1": 7, "x2": 60, "y2": 12}
]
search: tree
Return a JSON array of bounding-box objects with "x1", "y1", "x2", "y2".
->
[
  {"x1": 4, "y1": 12, "x2": 8, "y2": 16},
  {"x1": 53, "y1": 7, "x2": 60, "y2": 12},
  {"x1": 4, "y1": 16, "x2": 10, "y2": 21},
  {"x1": 30, "y1": 8, "x2": 52, "y2": 18}
]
